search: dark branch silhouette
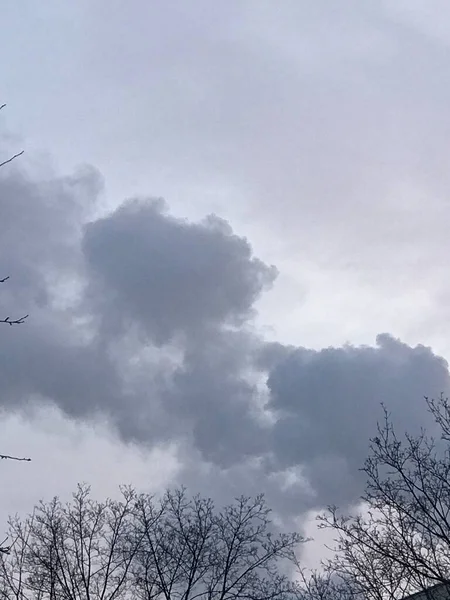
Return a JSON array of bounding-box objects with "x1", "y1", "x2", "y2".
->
[
  {"x1": 0, "y1": 149, "x2": 24, "y2": 168},
  {"x1": 0, "y1": 454, "x2": 31, "y2": 462},
  {"x1": 0, "y1": 485, "x2": 305, "y2": 600},
  {"x1": 0, "y1": 313, "x2": 28, "y2": 325},
  {"x1": 318, "y1": 395, "x2": 450, "y2": 600},
  {"x1": 0, "y1": 103, "x2": 30, "y2": 495}
]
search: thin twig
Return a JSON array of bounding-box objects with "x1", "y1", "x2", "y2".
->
[
  {"x1": 0, "y1": 276, "x2": 9, "y2": 283},
  {"x1": 0, "y1": 150, "x2": 24, "y2": 168},
  {"x1": 0, "y1": 104, "x2": 6, "y2": 111},
  {"x1": 0, "y1": 454, "x2": 31, "y2": 462}
]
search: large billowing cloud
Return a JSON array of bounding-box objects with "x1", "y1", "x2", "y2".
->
[
  {"x1": 81, "y1": 198, "x2": 276, "y2": 454},
  {"x1": 264, "y1": 335, "x2": 450, "y2": 507},
  {"x1": 82, "y1": 198, "x2": 277, "y2": 343},
  {"x1": 0, "y1": 160, "x2": 448, "y2": 521}
]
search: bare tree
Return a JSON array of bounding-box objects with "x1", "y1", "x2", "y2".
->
[
  {"x1": 131, "y1": 488, "x2": 304, "y2": 600},
  {"x1": 0, "y1": 484, "x2": 139, "y2": 600},
  {"x1": 0, "y1": 486, "x2": 305, "y2": 600},
  {"x1": 317, "y1": 396, "x2": 450, "y2": 600}
]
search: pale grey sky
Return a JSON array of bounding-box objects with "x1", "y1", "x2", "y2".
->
[{"x1": 1, "y1": 0, "x2": 450, "y2": 566}]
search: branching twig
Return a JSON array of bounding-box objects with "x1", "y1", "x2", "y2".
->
[{"x1": 0, "y1": 315, "x2": 29, "y2": 326}]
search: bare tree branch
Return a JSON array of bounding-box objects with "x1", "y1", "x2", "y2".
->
[
  {"x1": 0, "y1": 314, "x2": 29, "y2": 326},
  {"x1": 316, "y1": 395, "x2": 450, "y2": 600},
  {"x1": 0, "y1": 454, "x2": 31, "y2": 462},
  {"x1": 0, "y1": 149, "x2": 24, "y2": 169}
]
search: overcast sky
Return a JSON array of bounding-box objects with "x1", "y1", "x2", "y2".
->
[{"x1": 1, "y1": 0, "x2": 450, "y2": 568}]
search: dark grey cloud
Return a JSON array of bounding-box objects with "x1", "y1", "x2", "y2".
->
[
  {"x1": 164, "y1": 329, "x2": 268, "y2": 466},
  {"x1": 172, "y1": 334, "x2": 450, "y2": 516},
  {"x1": 265, "y1": 334, "x2": 450, "y2": 507},
  {"x1": 0, "y1": 164, "x2": 125, "y2": 424},
  {"x1": 82, "y1": 198, "x2": 277, "y2": 344},
  {"x1": 78, "y1": 197, "x2": 277, "y2": 455},
  {"x1": 0, "y1": 163, "x2": 99, "y2": 306},
  {"x1": 0, "y1": 163, "x2": 275, "y2": 458},
  {"x1": 0, "y1": 158, "x2": 449, "y2": 522}
]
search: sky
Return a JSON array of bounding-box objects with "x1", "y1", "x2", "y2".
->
[{"x1": 1, "y1": 0, "x2": 450, "y2": 569}]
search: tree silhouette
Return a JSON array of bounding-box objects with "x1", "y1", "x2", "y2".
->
[
  {"x1": 0, "y1": 484, "x2": 305, "y2": 600},
  {"x1": 318, "y1": 396, "x2": 450, "y2": 600}
]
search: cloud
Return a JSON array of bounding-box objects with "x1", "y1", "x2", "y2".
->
[
  {"x1": 163, "y1": 329, "x2": 269, "y2": 466},
  {"x1": 0, "y1": 162, "x2": 276, "y2": 463},
  {"x1": 0, "y1": 164, "x2": 125, "y2": 424},
  {"x1": 265, "y1": 334, "x2": 450, "y2": 507},
  {"x1": 0, "y1": 163, "x2": 99, "y2": 305},
  {"x1": 79, "y1": 197, "x2": 277, "y2": 454},
  {"x1": 82, "y1": 198, "x2": 277, "y2": 344},
  {"x1": 1, "y1": 159, "x2": 449, "y2": 524}
]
